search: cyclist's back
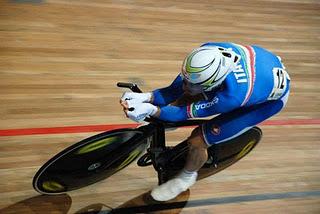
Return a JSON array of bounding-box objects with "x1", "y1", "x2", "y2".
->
[{"x1": 201, "y1": 42, "x2": 290, "y2": 108}]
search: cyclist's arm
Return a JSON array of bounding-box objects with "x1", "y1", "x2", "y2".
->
[
  {"x1": 151, "y1": 75, "x2": 184, "y2": 106},
  {"x1": 186, "y1": 93, "x2": 241, "y2": 118},
  {"x1": 156, "y1": 92, "x2": 241, "y2": 122}
]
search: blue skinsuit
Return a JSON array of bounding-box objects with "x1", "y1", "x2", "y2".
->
[{"x1": 151, "y1": 42, "x2": 291, "y2": 145}]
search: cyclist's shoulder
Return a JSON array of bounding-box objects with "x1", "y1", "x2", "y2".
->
[{"x1": 204, "y1": 76, "x2": 243, "y2": 105}]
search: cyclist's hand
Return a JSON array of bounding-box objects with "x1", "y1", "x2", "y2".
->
[
  {"x1": 120, "y1": 92, "x2": 152, "y2": 103},
  {"x1": 120, "y1": 100, "x2": 129, "y2": 113},
  {"x1": 124, "y1": 101, "x2": 158, "y2": 122}
]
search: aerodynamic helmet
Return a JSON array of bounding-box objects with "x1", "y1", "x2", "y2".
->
[{"x1": 181, "y1": 46, "x2": 240, "y2": 92}]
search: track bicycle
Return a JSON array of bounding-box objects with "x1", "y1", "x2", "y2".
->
[{"x1": 33, "y1": 82, "x2": 262, "y2": 195}]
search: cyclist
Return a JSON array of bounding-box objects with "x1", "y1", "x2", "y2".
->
[{"x1": 120, "y1": 42, "x2": 290, "y2": 201}]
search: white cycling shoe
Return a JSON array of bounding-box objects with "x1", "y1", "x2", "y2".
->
[{"x1": 151, "y1": 172, "x2": 197, "y2": 201}]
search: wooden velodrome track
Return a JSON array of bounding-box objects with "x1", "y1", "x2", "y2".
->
[{"x1": 0, "y1": 0, "x2": 319, "y2": 213}]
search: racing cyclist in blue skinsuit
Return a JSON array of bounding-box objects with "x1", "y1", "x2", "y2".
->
[{"x1": 120, "y1": 42, "x2": 291, "y2": 201}]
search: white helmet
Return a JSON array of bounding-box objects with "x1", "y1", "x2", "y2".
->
[{"x1": 181, "y1": 46, "x2": 240, "y2": 92}]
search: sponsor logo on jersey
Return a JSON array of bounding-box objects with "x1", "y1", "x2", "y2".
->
[
  {"x1": 194, "y1": 96, "x2": 219, "y2": 111},
  {"x1": 187, "y1": 97, "x2": 219, "y2": 118}
]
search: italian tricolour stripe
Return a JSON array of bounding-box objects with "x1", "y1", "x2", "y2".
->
[
  {"x1": 187, "y1": 104, "x2": 195, "y2": 118},
  {"x1": 233, "y1": 44, "x2": 256, "y2": 106}
]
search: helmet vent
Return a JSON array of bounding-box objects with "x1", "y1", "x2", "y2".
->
[{"x1": 222, "y1": 52, "x2": 231, "y2": 58}]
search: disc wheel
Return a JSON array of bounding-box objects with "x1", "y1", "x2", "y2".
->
[{"x1": 33, "y1": 128, "x2": 148, "y2": 195}]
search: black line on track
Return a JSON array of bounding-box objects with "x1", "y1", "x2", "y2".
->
[{"x1": 107, "y1": 190, "x2": 320, "y2": 213}]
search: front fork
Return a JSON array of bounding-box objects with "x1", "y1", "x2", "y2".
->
[
  {"x1": 137, "y1": 123, "x2": 168, "y2": 184},
  {"x1": 149, "y1": 123, "x2": 169, "y2": 185}
]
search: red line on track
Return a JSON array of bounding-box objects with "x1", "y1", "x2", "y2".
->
[{"x1": 0, "y1": 119, "x2": 319, "y2": 137}]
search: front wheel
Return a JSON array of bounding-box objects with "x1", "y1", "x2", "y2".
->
[{"x1": 33, "y1": 128, "x2": 148, "y2": 195}]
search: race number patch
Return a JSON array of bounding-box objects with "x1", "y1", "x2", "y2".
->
[{"x1": 268, "y1": 68, "x2": 290, "y2": 100}]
